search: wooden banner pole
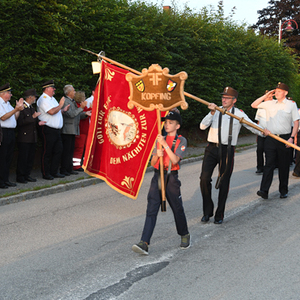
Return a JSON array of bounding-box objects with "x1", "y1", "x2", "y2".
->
[
  {"x1": 184, "y1": 92, "x2": 300, "y2": 152},
  {"x1": 156, "y1": 110, "x2": 167, "y2": 211},
  {"x1": 81, "y1": 49, "x2": 300, "y2": 151}
]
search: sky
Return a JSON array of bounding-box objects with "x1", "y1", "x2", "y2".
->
[{"x1": 149, "y1": 0, "x2": 271, "y2": 26}]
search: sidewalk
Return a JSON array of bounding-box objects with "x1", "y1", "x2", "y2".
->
[{"x1": 0, "y1": 134, "x2": 257, "y2": 206}]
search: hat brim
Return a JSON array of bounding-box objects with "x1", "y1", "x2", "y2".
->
[
  {"x1": 43, "y1": 84, "x2": 55, "y2": 89},
  {"x1": 161, "y1": 117, "x2": 182, "y2": 126}
]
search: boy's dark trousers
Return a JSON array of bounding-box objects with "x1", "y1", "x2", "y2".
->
[{"x1": 141, "y1": 171, "x2": 189, "y2": 245}]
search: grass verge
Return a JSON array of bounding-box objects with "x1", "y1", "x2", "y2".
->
[{"x1": 0, "y1": 176, "x2": 89, "y2": 198}]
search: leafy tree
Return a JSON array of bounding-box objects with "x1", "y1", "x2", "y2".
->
[
  {"x1": 0, "y1": 0, "x2": 298, "y2": 131},
  {"x1": 253, "y1": 0, "x2": 300, "y2": 55}
]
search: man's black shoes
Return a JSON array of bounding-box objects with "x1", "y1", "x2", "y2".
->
[
  {"x1": 52, "y1": 173, "x2": 65, "y2": 178},
  {"x1": 257, "y1": 190, "x2": 268, "y2": 199},
  {"x1": 280, "y1": 193, "x2": 288, "y2": 199},
  {"x1": 201, "y1": 215, "x2": 210, "y2": 222},
  {"x1": 43, "y1": 174, "x2": 54, "y2": 180},
  {"x1": 214, "y1": 219, "x2": 223, "y2": 224},
  {"x1": 16, "y1": 178, "x2": 28, "y2": 184},
  {"x1": 201, "y1": 214, "x2": 213, "y2": 223},
  {"x1": 25, "y1": 176, "x2": 37, "y2": 182},
  {"x1": 5, "y1": 181, "x2": 16, "y2": 187}
]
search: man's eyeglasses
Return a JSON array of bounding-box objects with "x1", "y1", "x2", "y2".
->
[{"x1": 222, "y1": 96, "x2": 234, "y2": 100}]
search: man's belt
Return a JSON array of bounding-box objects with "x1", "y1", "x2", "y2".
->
[
  {"x1": 1, "y1": 127, "x2": 15, "y2": 131},
  {"x1": 209, "y1": 142, "x2": 234, "y2": 148},
  {"x1": 274, "y1": 133, "x2": 290, "y2": 138}
]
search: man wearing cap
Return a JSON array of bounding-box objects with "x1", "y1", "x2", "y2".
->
[
  {"x1": 0, "y1": 83, "x2": 24, "y2": 188},
  {"x1": 251, "y1": 83, "x2": 299, "y2": 199},
  {"x1": 37, "y1": 80, "x2": 70, "y2": 180},
  {"x1": 199, "y1": 87, "x2": 268, "y2": 224},
  {"x1": 16, "y1": 88, "x2": 46, "y2": 183}
]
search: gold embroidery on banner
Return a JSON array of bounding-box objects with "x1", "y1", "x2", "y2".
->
[
  {"x1": 105, "y1": 68, "x2": 115, "y2": 81},
  {"x1": 103, "y1": 95, "x2": 111, "y2": 110},
  {"x1": 121, "y1": 176, "x2": 134, "y2": 189},
  {"x1": 88, "y1": 155, "x2": 94, "y2": 168}
]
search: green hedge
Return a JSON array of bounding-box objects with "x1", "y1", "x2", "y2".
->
[{"x1": 0, "y1": 0, "x2": 298, "y2": 129}]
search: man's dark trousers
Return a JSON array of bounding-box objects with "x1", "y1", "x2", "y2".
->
[{"x1": 200, "y1": 143, "x2": 235, "y2": 221}]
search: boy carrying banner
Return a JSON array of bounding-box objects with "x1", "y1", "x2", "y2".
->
[{"x1": 132, "y1": 111, "x2": 190, "y2": 255}]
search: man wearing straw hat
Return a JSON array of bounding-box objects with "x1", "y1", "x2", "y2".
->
[{"x1": 251, "y1": 82, "x2": 299, "y2": 199}]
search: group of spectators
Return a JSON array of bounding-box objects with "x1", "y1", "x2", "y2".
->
[{"x1": 0, "y1": 80, "x2": 94, "y2": 189}]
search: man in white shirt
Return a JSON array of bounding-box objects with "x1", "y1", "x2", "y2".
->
[
  {"x1": 251, "y1": 82, "x2": 299, "y2": 199},
  {"x1": 199, "y1": 87, "x2": 268, "y2": 224},
  {"x1": 85, "y1": 90, "x2": 94, "y2": 109},
  {"x1": 254, "y1": 90, "x2": 274, "y2": 174},
  {"x1": 37, "y1": 80, "x2": 69, "y2": 180},
  {"x1": 0, "y1": 83, "x2": 24, "y2": 188}
]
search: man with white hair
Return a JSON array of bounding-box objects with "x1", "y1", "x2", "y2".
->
[{"x1": 60, "y1": 85, "x2": 87, "y2": 176}]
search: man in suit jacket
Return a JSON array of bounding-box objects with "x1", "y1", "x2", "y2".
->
[
  {"x1": 60, "y1": 85, "x2": 87, "y2": 176},
  {"x1": 16, "y1": 89, "x2": 46, "y2": 183}
]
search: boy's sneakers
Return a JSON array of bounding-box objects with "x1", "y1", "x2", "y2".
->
[
  {"x1": 132, "y1": 241, "x2": 149, "y2": 255},
  {"x1": 180, "y1": 233, "x2": 191, "y2": 249}
]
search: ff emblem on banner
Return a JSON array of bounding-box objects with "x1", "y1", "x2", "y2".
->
[{"x1": 126, "y1": 64, "x2": 188, "y2": 111}]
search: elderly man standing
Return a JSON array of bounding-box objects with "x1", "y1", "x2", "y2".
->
[
  {"x1": 251, "y1": 83, "x2": 299, "y2": 199},
  {"x1": 37, "y1": 80, "x2": 69, "y2": 180},
  {"x1": 199, "y1": 87, "x2": 268, "y2": 224},
  {"x1": 60, "y1": 85, "x2": 87, "y2": 176},
  {"x1": 0, "y1": 83, "x2": 24, "y2": 188}
]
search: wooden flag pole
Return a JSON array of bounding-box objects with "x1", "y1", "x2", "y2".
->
[
  {"x1": 81, "y1": 50, "x2": 300, "y2": 153},
  {"x1": 184, "y1": 92, "x2": 300, "y2": 152},
  {"x1": 156, "y1": 110, "x2": 167, "y2": 211}
]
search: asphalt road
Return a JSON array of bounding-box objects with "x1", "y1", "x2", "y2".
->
[{"x1": 1, "y1": 147, "x2": 300, "y2": 299}]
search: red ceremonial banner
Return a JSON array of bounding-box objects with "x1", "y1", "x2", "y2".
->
[{"x1": 83, "y1": 61, "x2": 165, "y2": 199}]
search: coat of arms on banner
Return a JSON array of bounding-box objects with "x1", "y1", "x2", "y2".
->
[{"x1": 126, "y1": 64, "x2": 188, "y2": 111}]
